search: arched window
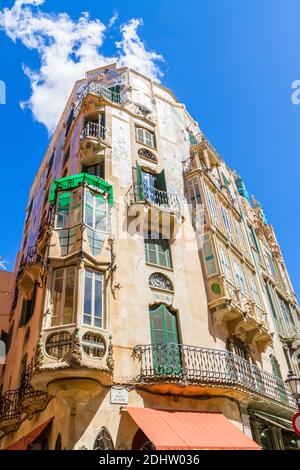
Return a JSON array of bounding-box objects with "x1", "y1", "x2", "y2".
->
[
  {"x1": 93, "y1": 427, "x2": 114, "y2": 450},
  {"x1": 148, "y1": 273, "x2": 173, "y2": 291}
]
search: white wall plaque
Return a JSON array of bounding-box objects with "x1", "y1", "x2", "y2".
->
[{"x1": 110, "y1": 387, "x2": 128, "y2": 405}]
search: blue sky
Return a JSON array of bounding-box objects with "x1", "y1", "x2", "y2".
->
[{"x1": 0, "y1": 0, "x2": 299, "y2": 297}]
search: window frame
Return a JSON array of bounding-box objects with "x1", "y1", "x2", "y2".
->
[
  {"x1": 202, "y1": 233, "x2": 218, "y2": 277},
  {"x1": 82, "y1": 268, "x2": 105, "y2": 329},
  {"x1": 51, "y1": 266, "x2": 77, "y2": 326},
  {"x1": 135, "y1": 127, "x2": 156, "y2": 149},
  {"x1": 144, "y1": 234, "x2": 172, "y2": 269}
]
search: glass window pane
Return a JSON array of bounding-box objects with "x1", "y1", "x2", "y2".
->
[
  {"x1": 94, "y1": 278, "x2": 103, "y2": 328},
  {"x1": 83, "y1": 270, "x2": 93, "y2": 325},
  {"x1": 56, "y1": 192, "x2": 70, "y2": 228},
  {"x1": 63, "y1": 267, "x2": 74, "y2": 324},
  {"x1": 52, "y1": 269, "x2": 64, "y2": 326}
]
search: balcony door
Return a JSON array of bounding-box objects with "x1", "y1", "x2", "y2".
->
[
  {"x1": 142, "y1": 171, "x2": 157, "y2": 204},
  {"x1": 149, "y1": 304, "x2": 181, "y2": 375}
]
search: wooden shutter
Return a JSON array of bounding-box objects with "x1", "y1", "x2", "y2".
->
[
  {"x1": 135, "y1": 161, "x2": 144, "y2": 200},
  {"x1": 156, "y1": 169, "x2": 167, "y2": 192}
]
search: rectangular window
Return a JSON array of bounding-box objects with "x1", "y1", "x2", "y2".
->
[
  {"x1": 83, "y1": 269, "x2": 104, "y2": 328},
  {"x1": 136, "y1": 127, "x2": 156, "y2": 148},
  {"x1": 219, "y1": 247, "x2": 232, "y2": 280},
  {"x1": 186, "y1": 177, "x2": 202, "y2": 209},
  {"x1": 56, "y1": 189, "x2": 82, "y2": 229},
  {"x1": 58, "y1": 227, "x2": 77, "y2": 256},
  {"x1": 249, "y1": 275, "x2": 261, "y2": 305},
  {"x1": 234, "y1": 262, "x2": 248, "y2": 294},
  {"x1": 52, "y1": 267, "x2": 75, "y2": 326},
  {"x1": 84, "y1": 189, "x2": 107, "y2": 232},
  {"x1": 20, "y1": 286, "x2": 37, "y2": 326},
  {"x1": 205, "y1": 187, "x2": 218, "y2": 225},
  {"x1": 203, "y1": 233, "x2": 217, "y2": 276},
  {"x1": 144, "y1": 235, "x2": 172, "y2": 268},
  {"x1": 278, "y1": 295, "x2": 294, "y2": 326},
  {"x1": 83, "y1": 162, "x2": 104, "y2": 179}
]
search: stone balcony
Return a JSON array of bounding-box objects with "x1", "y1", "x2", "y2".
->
[
  {"x1": 17, "y1": 246, "x2": 44, "y2": 298},
  {"x1": 74, "y1": 83, "x2": 121, "y2": 117},
  {"x1": 126, "y1": 183, "x2": 182, "y2": 235},
  {"x1": 31, "y1": 326, "x2": 114, "y2": 393},
  {"x1": 207, "y1": 276, "x2": 272, "y2": 352},
  {"x1": 133, "y1": 343, "x2": 295, "y2": 411},
  {"x1": 80, "y1": 121, "x2": 111, "y2": 159}
]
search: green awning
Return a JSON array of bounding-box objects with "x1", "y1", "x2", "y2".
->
[
  {"x1": 253, "y1": 411, "x2": 293, "y2": 432},
  {"x1": 49, "y1": 173, "x2": 113, "y2": 205}
]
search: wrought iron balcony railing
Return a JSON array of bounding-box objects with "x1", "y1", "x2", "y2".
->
[
  {"x1": 74, "y1": 83, "x2": 121, "y2": 116},
  {"x1": 0, "y1": 365, "x2": 49, "y2": 424},
  {"x1": 0, "y1": 389, "x2": 21, "y2": 423},
  {"x1": 80, "y1": 122, "x2": 106, "y2": 141},
  {"x1": 133, "y1": 344, "x2": 295, "y2": 407},
  {"x1": 127, "y1": 183, "x2": 181, "y2": 213}
]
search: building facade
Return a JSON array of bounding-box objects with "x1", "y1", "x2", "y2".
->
[{"x1": 0, "y1": 64, "x2": 299, "y2": 450}]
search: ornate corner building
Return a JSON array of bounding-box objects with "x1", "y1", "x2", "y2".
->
[{"x1": 0, "y1": 64, "x2": 299, "y2": 450}]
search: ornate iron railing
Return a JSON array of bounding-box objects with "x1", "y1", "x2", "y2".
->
[
  {"x1": 38, "y1": 207, "x2": 53, "y2": 240},
  {"x1": 0, "y1": 365, "x2": 48, "y2": 423},
  {"x1": 81, "y1": 122, "x2": 106, "y2": 141},
  {"x1": 74, "y1": 83, "x2": 121, "y2": 116},
  {"x1": 133, "y1": 344, "x2": 295, "y2": 407},
  {"x1": 0, "y1": 389, "x2": 21, "y2": 422},
  {"x1": 127, "y1": 183, "x2": 181, "y2": 212}
]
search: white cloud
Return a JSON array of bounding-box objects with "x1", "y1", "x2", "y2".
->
[
  {"x1": 117, "y1": 19, "x2": 164, "y2": 82},
  {"x1": 0, "y1": 1, "x2": 164, "y2": 133}
]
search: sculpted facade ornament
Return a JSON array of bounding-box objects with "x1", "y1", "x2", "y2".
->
[
  {"x1": 34, "y1": 334, "x2": 44, "y2": 371},
  {"x1": 68, "y1": 328, "x2": 82, "y2": 368},
  {"x1": 106, "y1": 335, "x2": 114, "y2": 371},
  {"x1": 138, "y1": 147, "x2": 157, "y2": 163},
  {"x1": 149, "y1": 273, "x2": 173, "y2": 291}
]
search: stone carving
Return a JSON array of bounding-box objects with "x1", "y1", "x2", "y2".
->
[
  {"x1": 138, "y1": 148, "x2": 157, "y2": 163},
  {"x1": 68, "y1": 328, "x2": 82, "y2": 368},
  {"x1": 106, "y1": 335, "x2": 114, "y2": 371},
  {"x1": 149, "y1": 273, "x2": 173, "y2": 291},
  {"x1": 34, "y1": 334, "x2": 44, "y2": 371}
]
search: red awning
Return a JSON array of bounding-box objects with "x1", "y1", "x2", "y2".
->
[
  {"x1": 6, "y1": 418, "x2": 53, "y2": 450},
  {"x1": 126, "y1": 407, "x2": 261, "y2": 450}
]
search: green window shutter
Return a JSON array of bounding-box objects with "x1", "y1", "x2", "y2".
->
[
  {"x1": 109, "y1": 85, "x2": 120, "y2": 103},
  {"x1": 20, "y1": 286, "x2": 37, "y2": 327},
  {"x1": 188, "y1": 132, "x2": 198, "y2": 145},
  {"x1": 135, "y1": 161, "x2": 144, "y2": 200},
  {"x1": 149, "y1": 305, "x2": 181, "y2": 375},
  {"x1": 156, "y1": 169, "x2": 167, "y2": 192}
]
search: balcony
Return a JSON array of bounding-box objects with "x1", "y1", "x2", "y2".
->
[
  {"x1": 17, "y1": 246, "x2": 44, "y2": 297},
  {"x1": 273, "y1": 318, "x2": 300, "y2": 342},
  {"x1": 18, "y1": 364, "x2": 49, "y2": 416},
  {"x1": 31, "y1": 327, "x2": 114, "y2": 393},
  {"x1": 0, "y1": 367, "x2": 49, "y2": 434},
  {"x1": 36, "y1": 208, "x2": 53, "y2": 256},
  {"x1": 0, "y1": 389, "x2": 21, "y2": 433},
  {"x1": 133, "y1": 344, "x2": 295, "y2": 409},
  {"x1": 74, "y1": 83, "x2": 121, "y2": 117},
  {"x1": 208, "y1": 277, "x2": 272, "y2": 352},
  {"x1": 126, "y1": 183, "x2": 182, "y2": 234},
  {"x1": 80, "y1": 122, "x2": 111, "y2": 157}
]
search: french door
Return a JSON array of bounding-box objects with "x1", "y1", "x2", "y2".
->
[{"x1": 149, "y1": 304, "x2": 181, "y2": 375}]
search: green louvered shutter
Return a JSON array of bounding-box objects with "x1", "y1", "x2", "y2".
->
[
  {"x1": 149, "y1": 305, "x2": 181, "y2": 375},
  {"x1": 135, "y1": 161, "x2": 144, "y2": 201},
  {"x1": 156, "y1": 169, "x2": 167, "y2": 192}
]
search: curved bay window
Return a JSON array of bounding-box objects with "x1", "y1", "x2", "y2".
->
[{"x1": 93, "y1": 427, "x2": 114, "y2": 450}]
